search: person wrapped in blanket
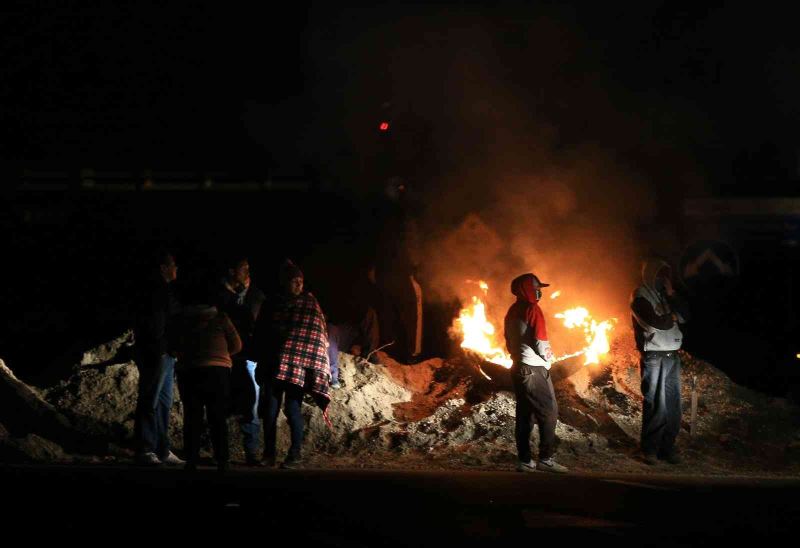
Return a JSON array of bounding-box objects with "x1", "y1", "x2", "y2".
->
[{"x1": 252, "y1": 259, "x2": 331, "y2": 469}]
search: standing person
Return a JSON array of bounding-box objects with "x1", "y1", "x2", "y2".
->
[
  {"x1": 173, "y1": 282, "x2": 242, "y2": 472},
  {"x1": 504, "y1": 273, "x2": 568, "y2": 474},
  {"x1": 631, "y1": 258, "x2": 690, "y2": 465},
  {"x1": 132, "y1": 249, "x2": 184, "y2": 466},
  {"x1": 253, "y1": 259, "x2": 331, "y2": 469},
  {"x1": 215, "y1": 256, "x2": 266, "y2": 465}
]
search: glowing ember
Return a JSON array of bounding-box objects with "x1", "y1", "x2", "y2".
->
[
  {"x1": 550, "y1": 290, "x2": 562, "y2": 300},
  {"x1": 554, "y1": 307, "x2": 615, "y2": 365}
]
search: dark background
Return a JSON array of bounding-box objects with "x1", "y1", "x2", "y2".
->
[{"x1": 2, "y1": 2, "x2": 800, "y2": 397}]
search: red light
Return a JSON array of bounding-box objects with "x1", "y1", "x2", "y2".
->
[{"x1": 379, "y1": 122, "x2": 390, "y2": 131}]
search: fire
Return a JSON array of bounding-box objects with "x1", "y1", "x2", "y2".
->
[
  {"x1": 452, "y1": 281, "x2": 615, "y2": 369},
  {"x1": 554, "y1": 307, "x2": 615, "y2": 365},
  {"x1": 550, "y1": 290, "x2": 562, "y2": 300},
  {"x1": 453, "y1": 293, "x2": 513, "y2": 368}
]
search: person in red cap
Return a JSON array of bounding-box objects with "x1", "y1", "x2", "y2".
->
[{"x1": 503, "y1": 273, "x2": 568, "y2": 473}]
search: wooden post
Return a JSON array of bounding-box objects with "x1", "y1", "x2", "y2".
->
[{"x1": 690, "y1": 375, "x2": 698, "y2": 436}]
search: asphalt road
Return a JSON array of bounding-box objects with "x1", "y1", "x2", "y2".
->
[{"x1": 3, "y1": 464, "x2": 799, "y2": 546}]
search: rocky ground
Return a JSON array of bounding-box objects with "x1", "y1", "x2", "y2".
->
[{"x1": 2, "y1": 329, "x2": 800, "y2": 475}]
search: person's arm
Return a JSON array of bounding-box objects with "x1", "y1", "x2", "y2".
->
[
  {"x1": 631, "y1": 296, "x2": 674, "y2": 330},
  {"x1": 531, "y1": 306, "x2": 554, "y2": 363},
  {"x1": 223, "y1": 315, "x2": 243, "y2": 356},
  {"x1": 666, "y1": 294, "x2": 690, "y2": 323}
]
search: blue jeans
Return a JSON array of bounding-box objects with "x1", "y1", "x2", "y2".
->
[
  {"x1": 262, "y1": 380, "x2": 304, "y2": 460},
  {"x1": 327, "y1": 324, "x2": 360, "y2": 383},
  {"x1": 640, "y1": 351, "x2": 682, "y2": 456},
  {"x1": 238, "y1": 360, "x2": 261, "y2": 456},
  {"x1": 134, "y1": 353, "x2": 176, "y2": 458}
]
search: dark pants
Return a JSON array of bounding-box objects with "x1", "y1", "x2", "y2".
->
[
  {"x1": 512, "y1": 364, "x2": 558, "y2": 462},
  {"x1": 134, "y1": 353, "x2": 176, "y2": 458},
  {"x1": 640, "y1": 351, "x2": 682, "y2": 456},
  {"x1": 179, "y1": 366, "x2": 231, "y2": 466},
  {"x1": 262, "y1": 380, "x2": 304, "y2": 460},
  {"x1": 230, "y1": 358, "x2": 261, "y2": 457}
]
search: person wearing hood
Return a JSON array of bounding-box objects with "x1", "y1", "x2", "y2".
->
[
  {"x1": 504, "y1": 273, "x2": 568, "y2": 474},
  {"x1": 252, "y1": 259, "x2": 331, "y2": 469},
  {"x1": 631, "y1": 258, "x2": 690, "y2": 465},
  {"x1": 172, "y1": 282, "x2": 242, "y2": 472},
  {"x1": 215, "y1": 256, "x2": 266, "y2": 466}
]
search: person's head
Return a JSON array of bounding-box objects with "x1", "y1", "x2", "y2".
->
[
  {"x1": 641, "y1": 258, "x2": 671, "y2": 293},
  {"x1": 510, "y1": 273, "x2": 550, "y2": 303},
  {"x1": 279, "y1": 259, "x2": 304, "y2": 296},
  {"x1": 226, "y1": 257, "x2": 250, "y2": 288},
  {"x1": 154, "y1": 249, "x2": 177, "y2": 283}
]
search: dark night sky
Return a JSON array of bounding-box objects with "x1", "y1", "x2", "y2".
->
[{"x1": 2, "y1": 2, "x2": 800, "y2": 193}]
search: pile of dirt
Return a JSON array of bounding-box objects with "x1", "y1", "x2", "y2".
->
[{"x1": 2, "y1": 329, "x2": 800, "y2": 475}]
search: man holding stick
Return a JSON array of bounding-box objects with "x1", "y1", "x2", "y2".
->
[{"x1": 504, "y1": 273, "x2": 568, "y2": 474}]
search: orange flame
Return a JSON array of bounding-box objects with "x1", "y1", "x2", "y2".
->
[
  {"x1": 554, "y1": 307, "x2": 616, "y2": 365},
  {"x1": 453, "y1": 282, "x2": 615, "y2": 369},
  {"x1": 452, "y1": 282, "x2": 513, "y2": 368}
]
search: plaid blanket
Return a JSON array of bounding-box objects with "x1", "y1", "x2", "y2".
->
[{"x1": 273, "y1": 292, "x2": 331, "y2": 410}]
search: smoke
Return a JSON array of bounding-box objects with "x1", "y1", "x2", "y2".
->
[{"x1": 309, "y1": 5, "x2": 705, "y2": 344}]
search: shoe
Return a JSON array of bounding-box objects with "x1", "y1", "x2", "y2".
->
[
  {"x1": 280, "y1": 456, "x2": 303, "y2": 469},
  {"x1": 262, "y1": 455, "x2": 277, "y2": 467},
  {"x1": 331, "y1": 381, "x2": 341, "y2": 389},
  {"x1": 516, "y1": 460, "x2": 537, "y2": 473},
  {"x1": 537, "y1": 458, "x2": 568, "y2": 473},
  {"x1": 643, "y1": 453, "x2": 659, "y2": 465},
  {"x1": 659, "y1": 451, "x2": 682, "y2": 465},
  {"x1": 245, "y1": 455, "x2": 265, "y2": 467},
  {"x1": 161, "y1": 451, "x2": 185, "y2": 466},
  {"x1": 135, "y1": 452, "x2": 162, "y2": 466}
]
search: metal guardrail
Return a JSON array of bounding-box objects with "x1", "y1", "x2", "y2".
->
[{"x1": 15, "y1": 170, "x2": 315, "y2": 192}]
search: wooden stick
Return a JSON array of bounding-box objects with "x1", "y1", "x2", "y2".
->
[
  {"x1": 690, "y1": 375, "x2": 698, "y2": 437},
  {"x1": 364, "y1": 341, "x2": 395, "y2": 363}
]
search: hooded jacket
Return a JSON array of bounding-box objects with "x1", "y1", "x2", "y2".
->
[
  {"x1": 172, "y1": 305, "x2": 242, "y2": 368},
  {"x1": 630, "y1": 259, "x2": 690, "y2": 352},
  {"x1": 504, "y1": 274, "x2": 555, "y2": 369}
]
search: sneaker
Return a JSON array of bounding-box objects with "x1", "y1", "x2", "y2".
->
[
  {"x1": 280, "y1": 456, "x2": 303, "y2": 469},
  {"x1": 245, "y1": 454, "x2": 265, "y2": 467},
  {"x1": 135, "y1": 452, "x2": 162, "y2": 466},
  {"x1": 331, "y1": 381, "x2": 341, "y2": 389},
  {"x1": 537, "y1": 458, "x2": 568, "y2": 474},
  {"x1": 659, "y1": 451, "x2": 682, "y2": 465},
  {"x1": 643, "y1": 453, "x2": 659, "y2": 465},
  {"x1": 161, "y1": 451, "x2": 185, "y2": 466},
  {"x1": 516, "y1": 460, "x2": 537, "y2": 473},
  {"x1": 262, "y1": 455, "x2": 277, "y2": 468}
]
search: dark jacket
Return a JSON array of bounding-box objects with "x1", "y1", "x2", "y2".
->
[
  {"x1": 215, "y1": 281, "x2": 266, "y2": 361},
  {"x1": 630, "y1": 259, "x2": 691, "y2": 352},
  {"x1": 133, "y1": 276, "x2": 181, "y2": 365},
  {"x1": 172, "y1": 305, "x2": 242, "y2": 369}
]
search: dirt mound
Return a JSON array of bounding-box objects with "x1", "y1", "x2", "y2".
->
[{"x1": 2, "y1": 330, "x2": 800, "y2": 474}]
